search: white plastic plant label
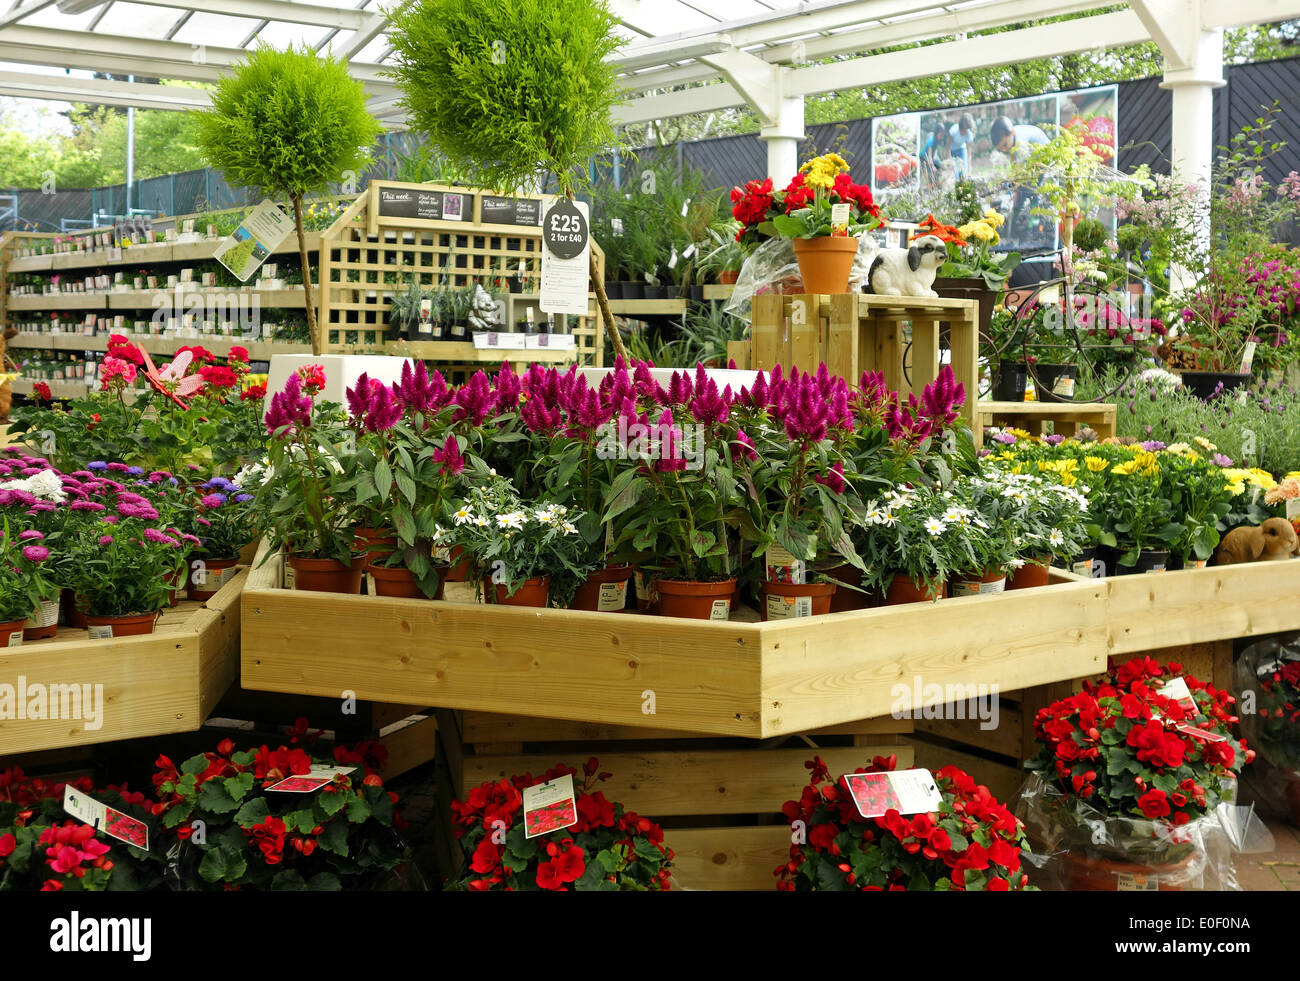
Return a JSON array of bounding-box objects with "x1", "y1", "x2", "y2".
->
[
  {"x1": 1288, "y1": 499, "x2": 1300, "y2": 521},
  {"x1": 1052, "y1": 375, "x2": 1076, "y2": 397},
  {"x1": 1240, "y1": 341, "x2": 1257, "y2": 374},
  {"x1": 597, "y1": 581, "x2": 626, "y2": 612},
  {"x1": 1157, "y1": 678, "x2": 1197, "y2": 712},
  {"x1": 64, "y1": 786, "x2": 149, "y2": 851},
  {"x1": 283, "y1": 564, "x2": 296, "y2": 590},
  {"x1": 830, "y1": 203, "x2": 851, "y2": 228},
  {"x1": 7, "y1": 631, "x2": 23, "y2": 647},
  {"x1": 709, "y1": 599, "x2": 730, "y2": 621},
  {"x1": 87, "y1": 625, "x2": 113, "y2": 640},
  {"x1": 634, "y1": 570, "x2": 651, "y2": 602},
  {"x1": 522, "y1": 774, "x2": 579, "y2": 839},
  {"x1": 1116, "y1": 872, "x2": 1158, "y2": 891},
  {"x1": 214, "y1": 199, "x2": 294, "y2": 282},
  {"x1": 766, "y1": 594, "x2": 812, "y2": 619},
  {"x1": 954, "y1": 577, "x2": 1005, "y2": 596},
  {"x1": 366, "y1": 573, "x2": 377, "y2": 596},
  {"x1": 844, "y1": 768, "x2": 943, "y2": 819},
  {"x1": 539, "y1": 198, "x2": 591, "y2": 318},
  {"x1": 765, "y1": 544, "x2": 806, "y2": 585}
]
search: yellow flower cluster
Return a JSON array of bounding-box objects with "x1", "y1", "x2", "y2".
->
[
  {"x1": 799, "y1": 153, "x2": 850, "y2": 190},
  {"x1": 957, "y1": 208, "x2": 1005, "y2": 246},
  {"x1": 1084, "y1": 456, "x2": 1109, "y2": 473},
  {"x1": 1222, "y1": 467, "x2": 1278, "y2": 496}
]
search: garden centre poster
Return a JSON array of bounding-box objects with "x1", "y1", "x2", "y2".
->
[{"x1": 870, "y1": 85, "x2": 1118, "y2": 253}]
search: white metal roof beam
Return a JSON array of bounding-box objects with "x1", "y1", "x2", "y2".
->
[
  {"x1": 127, "y1": 0, "x2": 376, "y2": 32},
  {"x1": 0, "y1": 0, "x2": 56, "y2": 30},
  {"x1": 0, "y1": 70, "x2": 212, "y2": 109},
  {"x1": 615, "y1": 7, "x2": 1152, "y2": 125},
  {"x1": 1201, "y1": 0, "x2": 1300, "y2": 29},
  {"x1": 336, "y1": 11, "x2": 388, "y2": 61}
]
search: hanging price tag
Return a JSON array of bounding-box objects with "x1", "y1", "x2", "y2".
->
[{"x1": 540, "y1": 198, "x2": 591, "y2": 318}]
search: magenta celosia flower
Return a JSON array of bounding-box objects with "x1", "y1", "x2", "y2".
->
[
  {"x1": 22, "y1": 545, "x2": 49, "y2": 562},
  {"x1": 493, "y1": 363, "x2": 522, "y2": 410},
  {"x1": 667, "y1": 371, "x2": 693, "y2": 406},
  {"x1": 452, "y1": 371, "x2": 494, "y2": 425},
  {"x1": 265, "y1": 371, "x2": 314, "y2": 435},
  {"x1": 814, "y1": 461, "x2": 846, "y2": 495},
  {"x1": 521, "y1": 396, "x2": 562, "y2": 434},
  {"x1": 394, "y1": 360, "x2": 451, "y2": 416},
  {"x1": 653, "y1": 409, "x2": 688, "y2": 473},
  {"x1": 433, "y1": 438, "x2": 465, "y2": 477},
  {"x1": 689, "y1": 376, "x2": 730, "y2": 426},
  {"x1": 732, "y1": 430, "x2": 758, "y2": 462},
  {"x1": 919, "y1": 366, "x2": 965, "y2": 427}
]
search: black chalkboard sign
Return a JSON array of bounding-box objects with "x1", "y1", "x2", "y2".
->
[
  {"x1": 376, "y1": 187, "x2": 472, "y2": 222},
  {"x1": 482, "y1": 195, "x2": 542, "y2": 227}
]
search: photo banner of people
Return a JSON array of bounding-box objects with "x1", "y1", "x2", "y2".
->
[{"x1": 870, "y1": 85, "x2": 1118, "y2": 254}]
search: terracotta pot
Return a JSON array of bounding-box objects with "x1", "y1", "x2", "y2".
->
[
  {"x1": 368, "y1": 563, "x2": 445, "y2": 599},
  {"x1": 354, "y1": 527, "x2": 398, "y2": 566},
  {"x1": 718, "y1": 269, "x2": 740, "y2": 285},
  {"x1": 949, "y1": 567, "x2": 1007, "y2": 597},
  {"x1": 186, "y1": 556, "x2": 240, "y2": 601},
  {"x1": 1007, "y1": 556, "x2": 1053, "y2": 590},
  {"x1": 287, "y1": 553, "x2": 365, "y2": 594},
  {"x1": 61, "y1": 589, "x2": 88, "y2": 630},
  {"x1": 482, "y1": 576, "x2": 550, "y2": 607},
  {"x1": 791, "y1": 235, "x2": 860, "y2": 294},
  {"x1": 883, "y1": 574, "x2": 946, "y2": 605},
  {"x1": 439, "y1": 545, "x2": 473, "y2": 582},
  {"x1": 570, "y1": 564, "x2": 633, "y2": 612},
  {"x1": 1058, "y1": 849, "x2": 1191, "y2": 892},
  {"x1": 84, "y1": 612, "x2": 159, "y2": 638},
  {"x1": 825, "y1": 563, "x2": 878, "y2": 612},
  {"x1": 22, "y1": 598, "x2": 61, "y2": 640},
  {"x1": 760, "y1": 580, "x2": 836, "y2": 620},
  {"x1": 655, "y1": 578, "x2": 737, "y2": 621},
  {"x1": 0, "y1": 619, "x2": 26, "y2": 647}
]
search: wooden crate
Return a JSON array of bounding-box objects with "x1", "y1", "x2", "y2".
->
[
  {"x1": 433, "y1": 709, "x2": 914, "y2": 891},
  {"x1": 748, "y1": 292, "x2": 980, "y2": 435},
  {"x1": 0, "y1": 568, "x2": 246, "y2": 755},
  {"x1": 978, "y1": 400, "x2": 1117, "y2": 441},
  {"x1": 317, "y1": 181, "x2": 604, "y2": 366}
]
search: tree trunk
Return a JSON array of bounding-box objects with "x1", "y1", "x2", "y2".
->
[
  {"x1": 293, "y1": 194, "x2": 320, "y2": 356},
  {"x1": 563, "y1": 187, "x2": 627, "y2": 366}
]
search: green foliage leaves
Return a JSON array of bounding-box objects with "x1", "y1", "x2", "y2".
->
[
  {"x1": 385, "y1": 0, "x2": 625, "y2": 194},
  {"x1": 195, "y1": 44, "x2": 382, "y2": 199}
]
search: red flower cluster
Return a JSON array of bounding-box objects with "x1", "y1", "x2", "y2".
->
[
  {"x1": 106, "y1": 334, "x2": 144, "y2": 365},
  {"x1": 199, "y1": 364, "x2": 239, "y2": 389},
  {"x1": 241, "y1": 382, "x2": 267, "y2": 402},
  {"x1": 449, "y1": 758, "x2": 671, "y2": 892},
  {"x1": 176, "y1": 345, "x2": 216, "y2": 365},
  {"x1": 730, "y1": 177, "x2": 774, "y2": 231},
  {"x1": 776, "y1": 755, "x2": 1031, "y2": 891},
  {"x1": 1026, "y1": 657, "x2": 1253, "y2": 826},
  {"x1": 32, "y1": 382, "x2": 52, "y2": 402}
]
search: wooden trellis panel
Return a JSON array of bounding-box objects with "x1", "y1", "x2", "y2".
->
[{"x1": 318, "y1": 181, "x2": 603, "y2": 370}]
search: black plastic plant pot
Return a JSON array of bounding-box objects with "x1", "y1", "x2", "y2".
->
[
  {"x1": 507, "y1": 276, "x2": 523, "y2": 295},
  {"x1": 1033, "y1": 363, "x2": 1078, "y2": 402},
  {"x1": 621, "y1": 281, "x2": 645, "y2": 300},
  {"x1": 992, "y1": 362, "x2": 1028, "y2": 402},
  {"x1": 643, "y1": 284, "x2": 669, "y2": 300},
  {"x1": 1114, "y1": 549, "x2": 1170, "y2": 576},
  {"x1": 603, "y1": 280, "x2": 624, "y2": 300},
  {"x1": 1180, "y1": 370, "x2": 1251, "y2": 401}
]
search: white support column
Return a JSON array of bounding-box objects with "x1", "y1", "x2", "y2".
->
[
  {"x1": 1160, "y1": 27, "x2": 1225, "y2": 186},
  {"x1": 759, "y1": 94, "x2": 804, "y2": 186}
]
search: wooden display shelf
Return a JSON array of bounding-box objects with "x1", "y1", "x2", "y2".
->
[
  {"x1": 5, "y1": 334, "x2": 311, "y2": 359},
  {"x1": 384, "y1": 339, "x2": 578, "y2": 364},
  {"x1": 606, "y1": 299, "x2": 687, "y2": 316},
  {"x1": 242, "y1": 542, "x2": 1108, "y2": 739},
  {"x1": 432, "y1": 709, "x2": 912, "y2": 890},
  {"x1": 8, "y1": 288, "x2": 306, "y2": 311},
  {"x1": 978, "y1": 400, "x2": 1118, "y2": 440},
  {"x1": 702, "y1": 284, "x2": 735, "y2": 301},
  {"x1": 0, "y1": 568, "x2": 246, "y2": 755},
  {"x1": 7, "y1": 233, "x2": 322, "y2": 274}
]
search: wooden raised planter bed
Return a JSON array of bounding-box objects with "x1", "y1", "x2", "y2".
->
[
  {"x1": 0, "y1": 568, "x2": 246, "y2": 755},
  {"x1": 242, "y1": 541, "x2": 1115, "y2": 738}
]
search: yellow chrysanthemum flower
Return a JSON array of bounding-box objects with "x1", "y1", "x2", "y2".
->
[
  {"x1": 983, "y1": 208, "x2": 1005, "y2": 228},
  {"x1": 1061, "y1": 473, "x2": 1078, "y2": 487},
  {"x1": 1247, "y1": 468, "x2": 1278, "y2": 491},
  {"x1": 1112, "y1": 460, "x2": 1140, "y2": 476},
  {"x1": 1084, "y1": 456, "x2": 1109, "y2": 473},
  {"x1": 1194, "y1": 436, "x2": 1217, "y2": 451},
  {"x1": 1009, "y1": 428, "x2": 1032, "y2": 439}
]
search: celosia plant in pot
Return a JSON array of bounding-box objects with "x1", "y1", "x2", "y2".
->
[
  {"x1": 152, "y1": 723, "x2": 414, "y2": 891},
  {"x1": 1018, "y1": 656, "x2": 1253, "y2": 890},
  {"x1": 256, "y1": 366, "x2": 364, "y2": 593},
  {"x1": 603, "y1": 367, "x2": 747, "y2": 620},
  {"x1": 775, "y1": 754, "x2": 1034, "y2": 891},
  {"x1": 447, "y1": 757, "x2": 673, "y2": 891}
]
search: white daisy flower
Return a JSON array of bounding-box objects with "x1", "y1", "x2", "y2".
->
[
  {"x1": 497, "y1": 511, "x2": 525, "y2": 530},
  {"x1": 1008, "y1": 558, "x2": 1026, "y2": 569},
  {"x1": 924, "y1": 517, "x2": 947, "y2": 537},
  {"x1": 562, "y1": 521, "x2": 578, "y2": 535},
  {"x1": 1049, "y1": 529, "x2": 1066, "y2": 547},
  {"x1": 452, "y1": 507, "x2": 474, "y2": 525}
]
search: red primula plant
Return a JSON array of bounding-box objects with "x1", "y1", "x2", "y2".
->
[
  {"x1": 151, "y1": 722, "x2": 409, "y2": 891},
  {"x1": 1024, "y1": 656, "x2": 1252, "y2": 827},
  {"x1": 775, "y1": 754, "x2": 1034, "y2": 891},
  {"x1": 448, "y1": 757, "x2": 673, "y2": 891}
]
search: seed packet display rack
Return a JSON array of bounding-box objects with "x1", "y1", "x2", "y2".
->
[{"x1": 316, "y1": 181, "x2": 605, "y2": 373}]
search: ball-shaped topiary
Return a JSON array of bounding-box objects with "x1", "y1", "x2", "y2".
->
[{"x1": 195, "y1": 44, "x2": 383, "y2": 354}]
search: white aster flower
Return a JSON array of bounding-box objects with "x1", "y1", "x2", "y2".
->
[
  {"x1": 1049, "y1": 529, "x2": 1066, "y2": 547},
  {"x1": 924, "y1": 517, "x2": 947, "y2": 537},
  {"x1": 497, "y1": 511, "x2": 525, "y2": 530},
  {"x1": 452, "y1": 507, "x2": 473, "y2": 525}
]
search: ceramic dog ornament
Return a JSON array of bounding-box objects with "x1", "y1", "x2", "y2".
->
[{"x1": 864, "y1": 234, "x2": 947, "y2": 298}]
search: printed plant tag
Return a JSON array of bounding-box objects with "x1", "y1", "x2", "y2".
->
[
  {"x1": 1116, "y1": 871, "x2": 1158, "y2": 891},
  {"x1": 1052, "y1": 375, "x2": 1076, "y2": 397},
  {"x1": 830, "y1": 202, "x2": 851, "y2": 228},
  {"x1": 214, "y1": 199, "x2": 293, "y2": 281},
  {"x1": 265, "y1": 776, "x2": 332, "y2": 793},
  {"x1": 766, "y1": 594, "x2": 812, "y2": 619},
  {"x1": 764, "y1": 544, "x2": 805, "y2": 584},
  {"x1": 844, "y1": 768, "x2": 943, "y2": 819},
  {"x1": 1158, "y1": 678, "x2": 1197, "y2": 712},
  {"x1": 1288, "y1": 499, "x2": 1300, "y2": 521},
  {"x1": 1240, "y1": 341, "x2": 1257, "y2": 374},
  {"x1": 523, "y1": 774, "x2": 578, "y2": 839},
  {"x1": 64, "y1": 786, "x2": 149, "y2": 851},
  {"x1": 7, "y1": 630, "x2": 23, "y2": 646},
  {"x1": 709, "y1": 599, "x2": 730, "y2": 621},
  {"x1": 284, "y1": 564, "x2": 296, "y2": 590},
  {"x1": 597, "y1": 581, "x2": 626, "y2": 612},
  {"x1": 954, "y1": 577, "x2": 1005, "y2": 596},
  {"x1": 86, "y1": 625, "x2": 113, "y2": 640}
]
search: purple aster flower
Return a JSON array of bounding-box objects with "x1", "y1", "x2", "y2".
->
[
  {"x1": 1212, "y1": 453, "x2": 1233, "y2": 467},
  {"x1": 144, "y1": 528, "x2": 179, "y2": 546},
  {"x1": 1044, "y1": 434, "x2": 1065, "y2": 446},
  {"x1": 70, "y1": 500, "x2": 106, "y2": 512},
  {"x1": 992, "y1": 432, "x2": 1018, "y2": 445},
  {"x1": 200, "y1": 494, "x2": 226, "y2": 508},
  {"x1": 21, "y1": 545, "x2": 49, "y2": 562},
  {"x1": 233, "y1": 494, "x2": 253, "y2": 503},
  {"x1": 126, "y1": 467, "x2": 144, "y2": 476},
  {"x1": 1140, "y1": 440, "x2": 1166, "y2": 451}
]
